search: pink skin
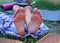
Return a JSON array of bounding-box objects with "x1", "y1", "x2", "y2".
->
[
  {"x1": 13, "y1": 7, "x2": 25, "y2": 36},
  {"x1": 13, "y1": 7, "x2": 25, "y2": 18},
  {"x1": 13, "y1": 8, "x2": 20, "y2": 18},
  {"x1": 13, "y1": 7, "x2": 42, "y2": 36},
  {"x1": 28, "y1": 8, "x2": 42, "y2": 33}
]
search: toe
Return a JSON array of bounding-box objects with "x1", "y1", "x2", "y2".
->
[
  {"x1": 13, "y1": 7, "x2": 25, "y2": 22},
  {"x1": 38, "y1": 10, "x2": 43, "y2": 21},
  {"x1": 31, "y1": 13, "x2": 42, "y2": 25},
  {"x1": 13, "y1": 8, "x2": 20, "y2": 18},
  {"x1": 13, "y1": 7, "x2": 25, "y2": 18},
  {"x1": 32, "y1": 8, "x2": 38, "y2": 15},
  {"x1": 19, "y1": 7, "x2": 25, "y2": 14},
  {"x1": 38, "y1": 10, "x2": 42, "y2": 18}
]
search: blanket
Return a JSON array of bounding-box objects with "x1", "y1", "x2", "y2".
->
[{"x1": 0, "y1": 12, "x2": 49, "y2": 38}]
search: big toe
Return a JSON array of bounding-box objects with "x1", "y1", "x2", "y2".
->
[
  {"x1": 19, "y1": 7, "x2": 25, "y2": 14},
  {"x1": 13, "y1": 8, "x2": 21, "y2": 18}
]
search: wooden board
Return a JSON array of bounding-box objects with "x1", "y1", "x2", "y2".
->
[
  {"x1": 0, "y1": 38, "x2": 22, "y2": 43},
  {"x1": 36, "y1": 33, "x2": 60, "y2": 43}
]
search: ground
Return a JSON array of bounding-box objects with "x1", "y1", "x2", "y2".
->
[{"x1": 0, "y1": 0, "x2": 60, "y2": 43}]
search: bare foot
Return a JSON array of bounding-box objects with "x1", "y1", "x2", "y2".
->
[
  {"x1": 13, "y1": 7, "x2": 25, "y2": 36},
  {"x1": 28, "y1": 8, "x2": 42, "y2": 33}
]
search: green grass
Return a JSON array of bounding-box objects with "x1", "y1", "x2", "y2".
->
[
  {"x1": 32, "y1": 0, "x2": 60, "y2": 10},
  {"x1": 0, "y1": 32, "x2": 48, "y2": 43},
  {"x1": 0, "y1": 0, "x2": 13, "y2": 5},
  {"x1": 43, "y1": 21, "x2": 60, "y2": 35},
  {"x1": 0, "y1": 0, "x2": 60, "y2": 43}
]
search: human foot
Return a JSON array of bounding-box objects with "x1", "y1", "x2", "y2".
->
[
  {"x1": 13, "y1": 7, "x2": 25, "y2": 36},
  {"x1": 13, "y1": 8, "x2": 20, "y2": 18},
  {"x1": 28, "y1": 8, "x2": 42, "y2": 33}
]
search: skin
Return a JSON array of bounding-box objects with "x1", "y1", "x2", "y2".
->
[
  {"x1": 24, "y1": 6, "x2": 32, "y2": 25},
  {"x1": 13, "y1": 0, "x2": 32, "y2": 4},
  {"x1": 27, "y1": 8, "x2": 42, "y2": 33},
  {"x1": 13, "y1": 5, "x2": 42, "y2": 36},
  {"x1": 13, "y1": 5, "x2": 21, "y2": 12},
  {"x1": 27, "y1": 0, "x2": 32, "y2": 4},
  {"x1": 13, "y1": 7, "x2": 25, "y2": 36},
  {"x1": 13, "y1": 6, "x2": 32, "y2": 36}
]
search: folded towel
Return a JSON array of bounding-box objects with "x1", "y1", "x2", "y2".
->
[{"x1": 0, "y1": 12, "x2": 49, "y2": 38}]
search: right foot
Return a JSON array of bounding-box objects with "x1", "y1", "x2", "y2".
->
[
  {"x1": 13, "y1": 7, "x2": 25, "y2": 36},
  {"x1": 28, "y1": 8, "x2": 43, "y2": 33}
]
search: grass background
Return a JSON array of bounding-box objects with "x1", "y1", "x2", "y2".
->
[
  {"x1": 32, "y1": 0, "x2": 60, "y2": 10},
  {"x1": 0, "y1": 0, "x2": 60, "y2": 43}
]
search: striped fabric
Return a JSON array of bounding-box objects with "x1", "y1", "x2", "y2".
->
[
  {"x1": 16, "y1": 0, "x2": 27, "y2": 3},
  {"x1": 0, "y1": 12, "x2": 49, "y2": 38},
  {"x1": 13, "y1": 0, "x2": 32, "y2": 7}
]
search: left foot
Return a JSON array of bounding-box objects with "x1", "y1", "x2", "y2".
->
[
  {"x1": 13, "y1": 8, "x2": 20, "y2": 18},
  {"x1": 13, "y1": 7, "x2": 25, "y2": 36}
]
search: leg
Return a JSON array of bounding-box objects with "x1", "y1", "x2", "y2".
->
[{"x1": 24, "y1": 6, "x2": 32, "y2": 24}]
